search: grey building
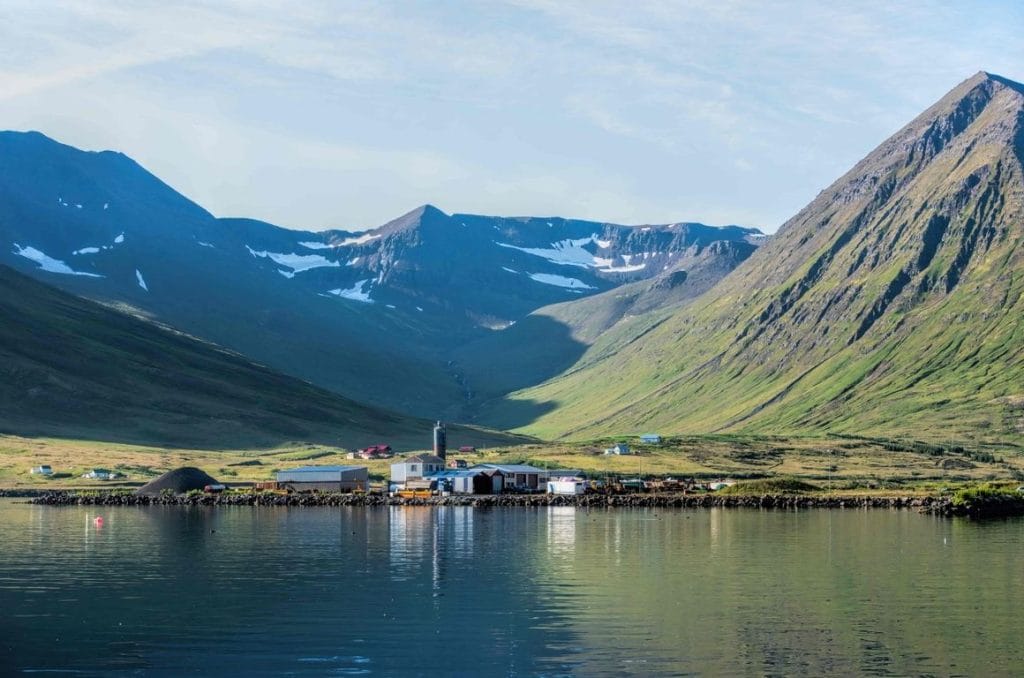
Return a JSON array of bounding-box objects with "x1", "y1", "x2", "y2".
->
[
  {"x1": 276, "y1": 465, "x2": 369, "y2": 493},
  {"x1": 472, "y1": 463, "x2": 547, "y2": 492}
]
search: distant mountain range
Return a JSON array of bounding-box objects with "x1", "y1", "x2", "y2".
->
[
  {"x1": 5, "y1": 70, "x2": 1021, "y2": 448},
  {"x1": 497, "y1": 72, "x2": 1024, "y2": 445},
  {"x1": 0, "y1": 131, "x2": 761, "y2": 419}
]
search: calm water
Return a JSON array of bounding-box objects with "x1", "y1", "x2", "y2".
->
[{"x1": 2, "y1": 502, "x2": 1023, "y2": 676}]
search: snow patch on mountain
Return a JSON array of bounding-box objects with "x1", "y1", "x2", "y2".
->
[
  {"x1": 327, "y1": 279, "x2": 373, "y2": 303},
  {"x1": 12, "y1": 244, "x2": 102, "y2": 277},
  {"x1": 298, "y1": 241, "x2": 331, "y2": 250},
  {"x1": 73, "y1": 247, "x2": 101, "y2": 255},
  {"x1": 246, "y1": 246, "x2": 340, "y2": 273},
  {"x1": 135, "y1": 269, "x2": 148, "y2": 291},
  {"x1": 528, "y1": 273, "x2": 595, "y2": 289},
  {"x1": 496, "y1": 235, "x2": 644, "y2": 273},
  {"x1": 496, "y1": 236, "x2": 602, "y2": 267},
  {"x1": 196, "y1": 241, "x2": 215, "y2": 248},
  {"x1": 114, "y1": 233, "x2": 125, "y2": 244},
  {"x1": 337, "y1": 233, "x2": 381, "y2": 247}
]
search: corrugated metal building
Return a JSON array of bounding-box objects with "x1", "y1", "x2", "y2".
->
[
  {"x1": 426, "y1": 468, "x2": 504, "y2": 495},
  {"x1": 276, "y1": 465, "x2": 369, "y2": 493},
  {"x1": 473, "y1": 464, "x2": 547, "y2": 492}
]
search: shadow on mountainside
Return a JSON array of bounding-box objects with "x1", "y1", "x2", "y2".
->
[{"x1": 448, "y1": 313, "x2": 588, "y2": 428}]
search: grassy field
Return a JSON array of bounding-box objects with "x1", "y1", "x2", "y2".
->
[{"x1": 4, "y1": 432, "x2": 1023, "y2": 491}]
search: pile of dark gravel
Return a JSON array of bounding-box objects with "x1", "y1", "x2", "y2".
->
[{"x1": 136, "y1": 467, "x2": 219, "y2": 496}]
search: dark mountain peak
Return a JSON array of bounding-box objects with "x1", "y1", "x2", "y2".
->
[
  {"x1": 374, "y1": 204, "x2": 450, "y2": 236},
  {"x1": 969, "y1": 70, "x2": 1024, "y2": 93},
  {"x1": 0, "y1": 128, "x2": 212, "y2": 225}
]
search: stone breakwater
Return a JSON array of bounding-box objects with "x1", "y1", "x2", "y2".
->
[{"x1": 24, "y1": 490, "x2": 951, "y2": 511}]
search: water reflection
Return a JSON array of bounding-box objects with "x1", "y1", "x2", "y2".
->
[{"x1": 1, "y1": 502, "x2": 1024, "y2": 675}]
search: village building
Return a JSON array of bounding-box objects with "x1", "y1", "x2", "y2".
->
[
  {"x1": 547, "y1": 478, "x2": 587, "y2": 495},
  {"x1": 640, "y1": 434, "x2": 662, "y2": 444},
  {"x1": 82, "y1": 468, "x2": 119, "y2": 480},
  {"x1": 472, "y1": 463, "x2": 547, "y2": 492},
  {"x1": 276, "y1": 465, "x2": 369, "y2": 493},
  {"x1": 447, "y1": 458, "x2": 468, "y2": 469},
  {"x1": 604, "y1": 443, "x2": 631, "y2": 455},
  {"x1": 355, "y1": 444, "x2": 393, "y2": 460},
  {"x1": 390, "y1": 454, "x2": 446, "y2": 489},
  {"x1": 426, "y1": 468, "x2": 504, "y2": 495}
]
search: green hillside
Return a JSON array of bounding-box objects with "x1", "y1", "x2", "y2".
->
[
  {"x1": 491, "y1": 72, "x2": 1024, "y2": 447},
  {"x1": 0, "y1": 263, "x2": 523, "y2": 450},
  {"x1": 452, "y1": 237, "x2": 757, "y2": 420}
]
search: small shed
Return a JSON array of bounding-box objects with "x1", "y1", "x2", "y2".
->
[
  {"x1": 640, "y1": 434, "x2": 662, "y2": 444},
  {"x1": 276, "y1": 465, "x2": 368, "y2": 493},
  {"x1": 547, "y1": 479, "x2": 586, "y2": 495}
]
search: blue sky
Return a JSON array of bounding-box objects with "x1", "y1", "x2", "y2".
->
[{"x1": 1, "y1": 1, "x2": 1021, "y2": 233}]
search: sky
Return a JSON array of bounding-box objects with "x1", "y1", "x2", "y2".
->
[{"x1": 0, "y1": 1, "x2": 1021, "y2": 233}]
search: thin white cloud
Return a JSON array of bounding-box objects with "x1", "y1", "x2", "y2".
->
[{"x1": 0, "y1": 0, "x2": 1020, "y2": 231}]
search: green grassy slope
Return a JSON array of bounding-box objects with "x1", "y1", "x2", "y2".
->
[
  {"x1": 492, "y1": 72, "x2": 1024, "y2": 446},
  {"x1": 0, "y1": 264, "x2": 525, "y2": 450},
  {"x1": 451, "y1": 239, "x2": 757, "y2": 421}
]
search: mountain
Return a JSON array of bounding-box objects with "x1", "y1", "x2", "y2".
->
[
  {"x1": 0, "y1": 262, "x2": 520, "y2": 450},
  {"x1": 492, "y1": 72, "x2": 1024, "y2": 445},
  {"x1": 0, "y1": 130, "x2": 762, "y2": 418}
]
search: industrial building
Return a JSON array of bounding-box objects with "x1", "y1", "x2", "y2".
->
[
  {"x1": 472, "y1": 463, "x2": 547, "y2": 492},
  {"x1": 276, "y1": 465, "x2": 369, "y2": 493},
  {"x1": 426, "y1": 468, "x2": 504, "y2": 495}
]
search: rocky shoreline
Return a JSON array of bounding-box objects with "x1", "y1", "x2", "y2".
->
[{"x1": 10, "y1": 489, "x2": 962, "y2": 511}]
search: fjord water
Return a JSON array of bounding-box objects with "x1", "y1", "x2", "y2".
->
[{"x1": 2, "y1": 502, "x2": 1023, "y2": 676}]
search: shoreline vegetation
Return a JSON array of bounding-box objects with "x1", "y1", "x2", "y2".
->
[{"x1": 9, "y1": 484, "x2": 1024, "y2": 518}]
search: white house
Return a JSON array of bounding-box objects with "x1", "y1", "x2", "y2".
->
[
  {"x1": 391, "y1": 454, "x2": 446, "y2": 486},
  {"x1": 604, "y1": 443, "x2": 631, "y2": 456}
]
